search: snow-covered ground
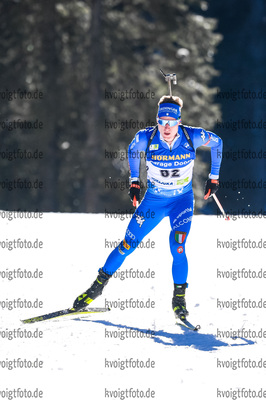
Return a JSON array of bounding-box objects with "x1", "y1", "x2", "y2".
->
[{"x1": 0, "y1": 212, "x2": 265, "y2": 399}]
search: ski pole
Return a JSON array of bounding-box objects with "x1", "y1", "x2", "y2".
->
[
  {"x1": 213, "y1": 193, "x2": 230, "y2": 220},
  {"x1": 133, "y1": 196, "x2": 139, "y2": 208}
]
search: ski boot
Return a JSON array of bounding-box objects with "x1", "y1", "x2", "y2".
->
[
  {"x1": 172, "y1": 283, "x2": 188, "y2": 318},
  {"x1": 73, "y1": 268, "x2": 112, "y2": 310}
]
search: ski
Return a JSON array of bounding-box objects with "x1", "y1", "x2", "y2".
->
[
  {"x1": 176, "y1": 315, "x2": 200, "y2": 331},
  {"x1": 21, "y1": 307, "x2": 110, "y2": 324}
]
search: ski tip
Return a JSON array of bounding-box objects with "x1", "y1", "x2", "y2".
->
[
  {"x1": 21, "y1": 317, "x2": 42, "y2": 324},
  {"x1": 176, "y1": 317, "x2": 201, "y2": 332}
]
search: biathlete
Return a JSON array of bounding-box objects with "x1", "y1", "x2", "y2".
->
[{"x1": 73, "y1": 95, "x2": 223, "y2": 319}]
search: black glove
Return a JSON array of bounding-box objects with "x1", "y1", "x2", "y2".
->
[
  {"x1": 128, "y1": 180, "x2": 140, "y2": 206},
  {"x1": 204, "y1": 178, "x2": 219, "y2": 200}
]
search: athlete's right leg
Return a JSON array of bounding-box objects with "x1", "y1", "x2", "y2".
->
[
  {"x1": 73, "y1": 191, "x2": 167, "y2": 309},
  {"x1": 101, "y1": 191, "x2": 167, "y2": 276}
]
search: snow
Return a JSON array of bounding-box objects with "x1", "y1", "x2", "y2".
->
[{"x1": 0, "y1": 212, "x2": 266, "y2": 399}]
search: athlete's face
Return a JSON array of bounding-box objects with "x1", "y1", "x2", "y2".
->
[{"x1": 157, "y1": 116, "x2": 181, "y2": 144}]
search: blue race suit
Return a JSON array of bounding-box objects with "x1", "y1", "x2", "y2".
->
[{"x1": 102, "y1": 124, "x2": 223, "y2": 284}]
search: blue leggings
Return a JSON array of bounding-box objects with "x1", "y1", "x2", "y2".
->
[{"x1": 102, "y1": 189, "x2": 194, "y2": 284}]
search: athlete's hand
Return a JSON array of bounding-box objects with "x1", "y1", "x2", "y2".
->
[
  {"x1": 204, "y1": 178, "x2": 219, "y2": 200},
  {"x1": 129, "y1": 180, "x2": 140, "y2": 207}
]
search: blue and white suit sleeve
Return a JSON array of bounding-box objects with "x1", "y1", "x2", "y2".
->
[
  {"x1": 128, "y1": 129, "x2": 149, "y2": 181},
  {"x1": 191, "y1": 127, "x2": 223, "y2": 179}
]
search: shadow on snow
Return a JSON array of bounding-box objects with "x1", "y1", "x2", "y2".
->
[{"x1": 74, "y1": 318, "x2": 255, "y2": 352}]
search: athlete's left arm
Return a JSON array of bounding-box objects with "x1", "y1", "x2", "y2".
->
[{"x1": 191, "y1": 127, "x2": 223, "y2": 178}]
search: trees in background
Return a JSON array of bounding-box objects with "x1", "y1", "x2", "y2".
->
[
  {"x1": 207, "y1": 0, "x2": 266, "y2": 214},
  {"x1": 2, "y1": 0, "x2": 260, "y2": 214}
]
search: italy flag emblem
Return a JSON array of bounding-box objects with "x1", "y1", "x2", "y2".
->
[{"x1": 175, "y1": 231, "x2": 186, "y2": 244}]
